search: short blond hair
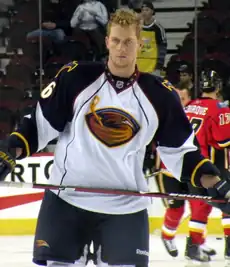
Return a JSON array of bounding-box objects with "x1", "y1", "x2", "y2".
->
[{"x1": 107, "y1": 8, "x2": 142, "y2": 39}]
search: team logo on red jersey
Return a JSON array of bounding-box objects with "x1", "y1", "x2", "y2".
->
[{"x1": 85, "y1": 108, "x2": 140, "y2": 147}]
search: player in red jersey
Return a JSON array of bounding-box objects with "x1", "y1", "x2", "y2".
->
[
  {"x1": 157, "y1": 70, "x2": 230, "y2": 262},
  {"x1": 185, "y1": 70, "x2": 230, "y2": 160},
  {"x1": 185, "y1": 70, "x2": 230, "y2": 260}
]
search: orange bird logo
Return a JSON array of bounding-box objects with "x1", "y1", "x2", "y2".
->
[{"x1": 85, "y1": 107, "x2": 140, "y2": 147}]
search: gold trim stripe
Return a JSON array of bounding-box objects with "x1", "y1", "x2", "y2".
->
[
  {"x1": 218, "y1": 140, "x2": 230, "y2": 148},
  {"x1": 10, "y1": 132, "x2": 30, "y2": 157},
  {"x1": 191, "y1": 159, "x2": 210, "y2": 187},
  {"x1": 189, "y1": 227, "x2": 204, "y2": 234},
  {"x1": 210, "y1": 147, "x2": 215, "y2": 163}
]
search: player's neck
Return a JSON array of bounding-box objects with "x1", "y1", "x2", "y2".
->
[
  {"x1": 202, "y1": 92, "x2": 217, "y2": 100},
  {"x1": 107, "y1": 60, "x2": 135, "y2": 78}
]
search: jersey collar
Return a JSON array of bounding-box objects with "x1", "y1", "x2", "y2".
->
[{"x1": 105, "y1": 65, "x2": 139, "y2": 93}]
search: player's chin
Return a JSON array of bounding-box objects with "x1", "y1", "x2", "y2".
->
[{"x1": 114, "y1": 59, "x2": 130, "y2": 68}]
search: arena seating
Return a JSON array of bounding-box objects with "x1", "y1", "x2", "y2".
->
[{"x1": 0, "y1": 0, "x2": 229, "y2": 138}]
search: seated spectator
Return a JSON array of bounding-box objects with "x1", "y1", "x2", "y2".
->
[
  {"x1": 27, "y1": 22, "x2": 66, "y2": 43},
  {"x1": 71, "y1": 0, "x2": 108, "y2": 58},
  {"x1": 26, "y1": 0, "x2": 77, "y2": 44},
  {"x1": 177, "y1": 64, "x2": 195, "y2": 95},
  {"x1": 177, "y1": 67, "x2": 195, "y2": 106}
]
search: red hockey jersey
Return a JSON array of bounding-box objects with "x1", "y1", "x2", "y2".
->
[
  {"x1": 159, "y1": 97, "x2": 230, "y2": 173},
  {"x1": 184, "y1": 97, "x2": 230, "y2": 159}
]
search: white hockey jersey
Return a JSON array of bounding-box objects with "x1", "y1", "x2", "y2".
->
[{"x1": 9, "y1": 61, "x2": 219, "y2": 214}]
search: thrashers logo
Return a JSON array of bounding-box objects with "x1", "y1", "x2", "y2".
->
[
  {"x1": 36, "y1": 240, "x2": 50, "y2": 248},
  {"x1": 85, "y1": 108, "x2": 140, "y2": 147}
]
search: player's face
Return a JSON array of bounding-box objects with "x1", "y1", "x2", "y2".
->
[
  {"x1": 179, "y1": 89, "x2": 191, "y2": 107},
  {"x1": 180, "y1": 73, "x2": 192, "y2": 83},
  {"x1": 106, "y1": 24, "x2": 141, "y2": 69},
  {"x1": 141, "y1": 7, "x2": 153, "y2": 21}
]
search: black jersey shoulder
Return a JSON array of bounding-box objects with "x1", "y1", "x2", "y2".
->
[
  {"x1": 39, "y1": 61, "x2": 105, "y2": 131},
  {"x1": 137, "y1": 72, "x2": 181, "y2": 112},
  {"x1": 49, "y1": 61, "x2": 105, "y2": 108},
  {"x1": 137, "y1": 72, "x2": 192, "y2": 146},
  {"x1": 55, "y1": 61, "x2": 105, "y2": 93},
  {"x1": 9, "y1": 62, "x2": 105, "y2": 159},
  {"x1": 44, "y1": 61, "x2": 105, "y2": 117}
]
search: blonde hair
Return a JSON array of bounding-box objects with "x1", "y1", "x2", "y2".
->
[{"x1": 107, "y1": 8, "x2": 142, "y2": 39}]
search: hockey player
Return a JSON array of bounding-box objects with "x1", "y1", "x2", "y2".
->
[
  {"x1": 159, "y1": 70, "x2": 230, "y2": 262},
  {"x1": 0, "y1": 9, "x2": 229, "y2": 267},
  {"x1": 185, "y1": 70, "x2": 230, "y2": 261}
]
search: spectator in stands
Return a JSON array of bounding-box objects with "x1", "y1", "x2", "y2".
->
[
  {"x1": 177, "y1": 64, "x2": 194, "y2": 92},
  {"x1": 26, "y1": 22, "x2": 67, "y2": 44},
  {"x1": 137, "y1": 1, "x2": 167, "y2": 76},
  {"x1": 26, "y1": 0, "x2": 77, "y2": 44},
  {"x1": 71, "y1": 0, "x2": 108, "y2": 59}
]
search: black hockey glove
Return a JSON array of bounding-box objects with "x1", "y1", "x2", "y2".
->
[
  {"x1": 206, "y1": 180, "x2": 230, "y2": 215},
  {"x1": 212, "y1": 180, "x2": 230, "y2": 199},
  {"x1": 0, "y1": 140, "x2": 16, "y2": 181}
]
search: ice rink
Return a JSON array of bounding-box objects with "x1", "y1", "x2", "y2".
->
[{"x1": 1, "y1": 235, "x2": 229, "y2": 267}]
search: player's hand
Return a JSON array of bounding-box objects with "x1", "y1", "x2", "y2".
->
[
  {"x1": 204, "y1": 176, "x2": 230, "y2": 199},
  {"x1": 0, "y1": 141, "x2": 17, "y2": 181},
  {"x1": 201, "y1": 174, "x2": 230, "y2": 198},
  {"x1": 205, "y1": 179, "x2": 230, "y2": 214},
  {"x1": 200, "y1": 174, "x2": 221, "y2": 188},
  {"x1": 206, "y1": 181, "x2": 230, "y2": 215}
]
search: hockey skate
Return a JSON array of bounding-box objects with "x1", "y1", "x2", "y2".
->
[
  {"x1": 161, "y1": 236, "x2": 178, "y2": 257},
  {"x1": 200, "y1": 243, "x2": 216, "y2": 256},
  {"x1": 185, "y1": 237, "x2": 210, "y2": 262}
]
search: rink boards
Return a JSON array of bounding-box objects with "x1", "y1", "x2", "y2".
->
[{"x1": 0, "y1": 154, "x2": 223, "y2": 235}]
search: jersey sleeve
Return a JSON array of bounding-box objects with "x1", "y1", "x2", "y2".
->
[
  {"x1": 154, "y1": 23, "x2": 167, "y2": 69},
  {"x1": 8, "y1": 61, "x2": 79, "y2": 159},
  {"x1": 154, "y1": 80, "x2": 220, "y2": 187},
  {"x1": 155, "y1": 22, "x2": 167, "y2": 45},
  {"x1": 209, "y1": 104, "x2": 230, "y2": 148}
]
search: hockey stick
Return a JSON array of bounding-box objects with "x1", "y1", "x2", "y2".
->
[{"x1": 0, "y1": 180, "x2": 228, "y2": 203}]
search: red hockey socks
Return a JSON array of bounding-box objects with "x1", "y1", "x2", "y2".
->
[
  {"x1": 162, "y1": 206, "x2": 184, "y2": 240},
  {"x1": 189, "y1": 200, "x2": 212, "y2": 244}
]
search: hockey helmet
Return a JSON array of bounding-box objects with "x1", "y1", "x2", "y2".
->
[{"x1": 200, "y1": 70, "x2": 222, "y2": 93}]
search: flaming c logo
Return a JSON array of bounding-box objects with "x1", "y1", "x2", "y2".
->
[{"x1": 86, "y1": 104, "x2": 140, "y2": 147}]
